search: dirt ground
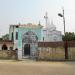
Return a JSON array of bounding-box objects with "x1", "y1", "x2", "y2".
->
[{"x1": 0, "y1": 60, "x2": 75, "y2": 75}]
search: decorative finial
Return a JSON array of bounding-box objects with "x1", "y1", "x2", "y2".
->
[
  {"x1": 44, "y1": 12, "x2": 48, "y2": 20},
  {"x1": 38, "y1": 21, "x2": 41, "y2": 26},
  {"x1": 44, "y1": 12, "x2": 48, "y2": 28}
]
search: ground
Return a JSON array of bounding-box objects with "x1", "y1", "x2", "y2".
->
[{"x1": 0, "y1": 60, "x2": 75, "y2": 75}]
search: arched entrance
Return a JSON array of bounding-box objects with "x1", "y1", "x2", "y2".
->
[
  {"x1": 22, "y1": 31, "x2": 38, "y2": 57},
  {"x1": 24, "y1": 44, "x2": 30, "y2": 56},
  {"x1": 2, "y1": 44, "x2": 8, "y2": 50}
]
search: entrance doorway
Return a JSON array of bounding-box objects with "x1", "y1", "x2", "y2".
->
[{"x1": 24, "y1": 44, "x2": 30, "y2": 56}]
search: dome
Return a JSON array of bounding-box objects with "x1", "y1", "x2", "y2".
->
[{"x1": 47, "y1": 21, "x2": 56, "y2": 31}]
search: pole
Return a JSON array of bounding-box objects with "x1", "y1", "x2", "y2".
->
[
  {"x1": 64, "y1": 41, "x2": 68, "y2": 59},
  {"x1": 63, "y1": 9, "x2": 65, "y2": 35},
  {"x1": 63, "y1": 9, "x2": 68, "y2": 59},
  {"x1": 58, "y1": 8, "x2": 68, "y2": 59}
]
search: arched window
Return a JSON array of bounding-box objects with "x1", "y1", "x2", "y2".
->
[
  {"x1": 22, "y1": 31, "x2": 38, "y2": 43},
  {"x1": 2, "y1": 44, "x2": 8, "y2": 50}
]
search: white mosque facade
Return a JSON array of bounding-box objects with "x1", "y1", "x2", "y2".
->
[{"x1": 42, "y1": 21, "x2": 62, "y2": 42}]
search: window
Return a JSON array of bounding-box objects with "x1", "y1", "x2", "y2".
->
[
  {"x1": 16, "y1": 32, "x2": 18, "y2": 40},
  {"x1": 11, "y1": 32, "x2": 13, "y2": 41},
  {"x1": 43, "y1": 37, "x2": 44, "y2": 41}
]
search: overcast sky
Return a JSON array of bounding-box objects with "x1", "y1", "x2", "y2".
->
[{"x1": 0, "y1": 0, "x2": 75, "y2": 37}]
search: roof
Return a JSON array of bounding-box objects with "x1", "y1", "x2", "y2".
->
[
  {"x1": 10, "y1": 23, "x2": 43, "y2": 28},
  {"x1": 19, "y1": 23, "x2": 43, "y2": 28}
]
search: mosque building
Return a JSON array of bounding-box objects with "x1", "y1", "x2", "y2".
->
[
  {"x1": 9, "y1": 13, "x2": 62, "y2": 59},
  {"x1": 9, "y1": 23, "x2": 43, "y2": 59}
]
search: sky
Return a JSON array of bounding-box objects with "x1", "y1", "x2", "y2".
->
[{"x1": 0, "y1": 0, "x2": 75, "y2": 37}]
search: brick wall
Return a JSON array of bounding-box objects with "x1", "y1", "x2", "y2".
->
[{"x1": 37, "y1": 41, "x2": 75, "y2": 60}]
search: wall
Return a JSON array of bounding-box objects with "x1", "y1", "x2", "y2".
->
[
  {"x1": 0, "y1": 41, "x2": 13, "y2": 50},
  {"x1": 37, "y1": 47, "x2": 65, "y2": 60},
  {"x1": 37, "y1": 41, "x2": 75, "y2": 60},
  {"x1": 0, "y1": 50, "x2": 17, "y2": 59}
]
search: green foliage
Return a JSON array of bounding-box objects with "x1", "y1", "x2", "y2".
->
[
  {"x1": 2, "y1": 34, "x2": 9, "y2": 40},
  {"x1": 62, "y1": 32, "x2": 75, "y2": 41}
]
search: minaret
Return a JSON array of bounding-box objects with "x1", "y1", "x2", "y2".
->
[{"x1": 44, "y1": 12, "x2": 48, "y2": 28}]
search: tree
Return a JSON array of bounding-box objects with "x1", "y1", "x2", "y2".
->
[
  {"x1": 62, "y1": 32, "x2": 75, "y2": 41},
  {"x1": 2, "y1": 34, "x2": 9, "y2": 40},
  {"x1": 62, "y1": 32, "x2": 75, "y2": 59}
]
